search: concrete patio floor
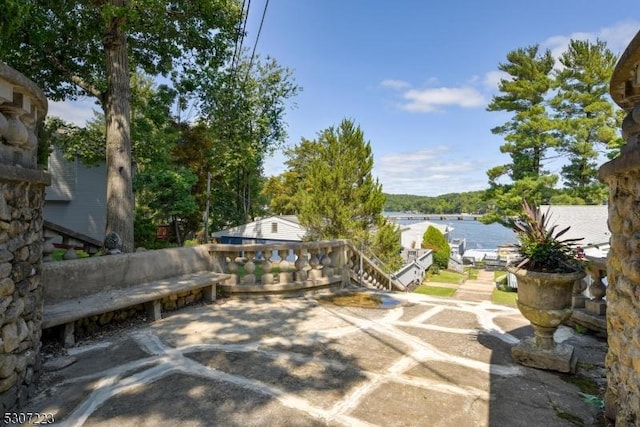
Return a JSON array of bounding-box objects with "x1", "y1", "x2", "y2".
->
[{"x1": 26, "y1": 280, "x2": 608, "y2": 426}]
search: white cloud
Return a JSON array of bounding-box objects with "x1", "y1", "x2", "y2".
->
[
  {"x1": 483, "y1": 70, "x2": 510, "y2": 91},
  {"x1": 380, "y1": 79, "x2": 411, "y2": 90},
  {"x1": 400, "y1": 86, "x2": 485, "y2": 113},
  {"x1": 375, "y1": 149, "x2": 488, "y2": 195},
  {"x1": 542, "y1": 20, "x2": 640, "y2": 60},
  {"x1": 48, "y1": 99, "x2": 98, "y2": 126}
]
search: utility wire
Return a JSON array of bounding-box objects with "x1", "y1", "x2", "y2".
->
[
  {"x1": 231, "y1": 0, "x2": 251, "y2": 74},
  {"x1": 244, "y1": 0, "x2": 269, "y2": 82}
]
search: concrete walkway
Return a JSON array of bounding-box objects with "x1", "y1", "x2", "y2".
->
[
  {"x1": 454, "y1": 269, "x2": 496, "y2": 302},
  {"x1": 27, "y1": 276, "x2": 607, "y2": 426}
]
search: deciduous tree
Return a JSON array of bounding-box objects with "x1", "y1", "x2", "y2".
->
[
  {"x1": 421, "y1": 226, "x2": 450, "y2": 269},
  {"x1": 0, "y1": 1, "x2": 242, "y2": 251}
]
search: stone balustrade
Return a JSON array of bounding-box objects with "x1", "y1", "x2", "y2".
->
[
  {"x1": 598, "y1": 28, "x2": 640, "y2": 424},
  {"x1": 570, "y1": 256, "x2": 607, "y2": 334},
  {"x1": 207, "y1": 239, "x2": 404, "y2": 296},
  {"x1": 0, "y1": 62, "x2": 49, "y2": 412},
  {"x1": 0, "y1": 62, "x2": 47, "y2": 169},
  {"x1": 208, "y1": 240, "x2": 351, "y2": 296}
]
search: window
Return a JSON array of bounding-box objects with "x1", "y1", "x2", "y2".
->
[{"x1": 271, "y1": 222, "x2": 278, "y2": 233}]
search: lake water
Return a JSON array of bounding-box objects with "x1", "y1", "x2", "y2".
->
[{"x1": 391, "y1": 216, "x2": 517, "y2": 250}]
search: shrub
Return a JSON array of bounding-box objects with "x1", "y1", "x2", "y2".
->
[{"x1": 421, "y1": 225, "x2": 450, "y2": 269}]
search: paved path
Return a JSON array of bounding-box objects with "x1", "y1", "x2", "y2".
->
[
  {"x1": 454, "y1": 269, "x2": 496, "y2": 302},
  {"x1": 27, "y1": 281, "x2": 607, "y2": 426}
]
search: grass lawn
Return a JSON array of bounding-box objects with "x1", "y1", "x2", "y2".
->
[
  {"x1": 494, "y1": 270, "x2": 507, "y2": 280},
  {"x1": 491, "y1": 288, "x2": 517, "y2": 306},
  {"x1": 414, "y1": 285, "x2": 458, "y2": 298},
  {"x1": 427, "y1": 269, "x2": 465, "y2": 285}
]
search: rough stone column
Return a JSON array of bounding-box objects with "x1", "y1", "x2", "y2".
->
[
  {"x1": 598, "y1": 30, "x2": 640, "y2": 425},
  {"x1": 0, "y1": 62, "x2": 49, "y2": 411}
]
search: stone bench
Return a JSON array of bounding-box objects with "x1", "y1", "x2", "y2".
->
[{"x1": 42, "y1": 245, "x2": 229, "y2": 346}]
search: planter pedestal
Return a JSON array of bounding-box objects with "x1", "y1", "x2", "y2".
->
[
  {"x1": 508, "y1": 266, "x2": 585, "y2": 373},
  {"x1": 512, "y1": 338, "x2": 577, "y2": 373}
]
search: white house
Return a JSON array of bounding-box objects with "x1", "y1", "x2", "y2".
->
[
  {"x1": 211, "y1": 215, "x2": 306, "y2": 244},
  {"x1": 396, "y1": 220, "x2": 452, "y2": 249}
]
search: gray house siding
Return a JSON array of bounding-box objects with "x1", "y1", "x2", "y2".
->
[
  {"x1": 394, "y1": 250, "x2": 433, "y2": 287},
  {"x1": 44, "y1": 149, "x2": 106, "y2": 242}
]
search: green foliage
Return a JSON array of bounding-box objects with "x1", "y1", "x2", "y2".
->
[
  {"x1": 371, "y1": 221, "x2": 403, "y2": 272},
  {"x1": 135, "y1": 168, "x2": 198, "y2": 221},
  {"x1": 0, "y1": 1, "x2": 243, "y2": 252},
  {"x1": 383, "y1": 191, "x2": 488, "y2": 214},
  {"x1": 133, "y1": 208, "x2": 158, "y2": 248},
  {"x1": 483, "y1": 39, "x2": 622, "y2": 224},
  {"x1": 480, "y1": 175, "x2": 557, "y2": 226},
  {"x1": 421, "y1": 226, "x2": 450, "y2": 269},
  {"x1": 186, "y1": 56, "x2": 300, "y2": 229},
  {"x1": 550, "y1": 39, "x2": 622, "y2": 203},
  {"x1": 487, "y1": 45, "x2": 557, "y2": 182},
  {"x1": 511, "y1": 200, "x2": 583, "y2": 272},
  {"x1": 296, "y1": 119, "x2": 385, "y2": 241},
  {"x1": 483, "y1": 45, "x2": 559, "y2": 223}
]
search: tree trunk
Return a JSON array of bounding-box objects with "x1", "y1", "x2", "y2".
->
[{"x1": 102, "y1": 2, "x2": 134, "y2": 252}]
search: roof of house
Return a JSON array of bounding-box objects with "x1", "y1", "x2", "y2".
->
[
  {"x1": 397, "y1": 220, "x2": 452, "y2": 235},
  {"x1": 540, "y1": 205, "x2": 609, "y2": 247},
  {"x1": 211, "y1": 215, "x2": 306, "y2": 242}
]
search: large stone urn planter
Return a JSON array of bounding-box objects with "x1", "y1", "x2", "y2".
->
[{"x1": 508, "y1": 266, "x2": 585, "y2": 373}]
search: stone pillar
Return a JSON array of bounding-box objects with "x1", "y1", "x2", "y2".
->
[
  {"x1": 0, "y1": 62, "x2": 49, "y2": 411},
  {"x1": 598, "y1": 30, "x2": 640, "y2": 425}
]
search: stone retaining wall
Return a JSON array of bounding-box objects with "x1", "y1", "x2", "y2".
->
[
  {"x1": 0, "y1": 62, "x2": 49, "y2": 412},
  {"x1": 599, "y1": 28, "x2": 640, "y2": 424}
]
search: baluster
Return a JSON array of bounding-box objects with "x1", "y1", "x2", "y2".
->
[
  {"x1": 278, "y1": 249, "x2": 292, "y2": 283},
  {"x1": 226, "y1": 251, "x2": 239, "y2": 285},
  {"x1": 585, "y1": 263, "x2": 607, "y2": 315},
  {"x1": 294, "y1": 248, "x2": 308, "y2": 282},
  {"x1": 308, "y1": 249, "x2": 321, "y2": 281},
  {"x1": 261, "y1": 249, "x2": 274, "y2": 285},
  {"x1": 572, "y1": 277, "x2": 588, "y2": 309},
  {"x1": 322, "y1": 248, "x2": 333, "y2": 277},
  {"x1": 242, "y1": 251, "x2": 256, "y2": 285}
]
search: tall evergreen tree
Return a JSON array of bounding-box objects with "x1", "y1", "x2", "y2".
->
[
  {"x1": 550, "y1": 39, "x2": 623, "y2": 203},
  {"x1": 298, "y1": 119, "x2": 385, "y2": 241},
  {"x1": 482, "y1": 45, "x2": 558, "y2": 224}
]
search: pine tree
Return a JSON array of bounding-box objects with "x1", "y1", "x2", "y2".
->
[
  {"x1": 482, "y1": 45, "x2": 558, "y2": 224},
  {"x1": 298, "y1": 119, "x2": 385, "y2": 241},
  {"x1": 550, "y1": 39, "x2": 623, "y2": 203}
]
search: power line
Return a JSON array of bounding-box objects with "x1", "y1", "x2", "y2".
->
[
  {"x1": 231, "y1": 0, "x2": 251, "y2": 74},
  {"x1": 245, "y1": 0, "x2": 269, "y2": 82}
]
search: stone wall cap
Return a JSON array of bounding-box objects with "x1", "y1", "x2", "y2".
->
[
  {"x1": 598, "y1": 148, "x2": 640, "y2": 181},
  {"x1": 610, "y1": 29, "x2": 640, "y2": 111},
  {"x1": 0, "y1": 164, "x2": 50, "y2": 185},
  {"x1": 0, "y1": 61, "x2": 48, "y2": 116}
]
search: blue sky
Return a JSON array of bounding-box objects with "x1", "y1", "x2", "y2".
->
[{"x1": 49, "y1": 1, "x2": 640, "y2": 196}]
